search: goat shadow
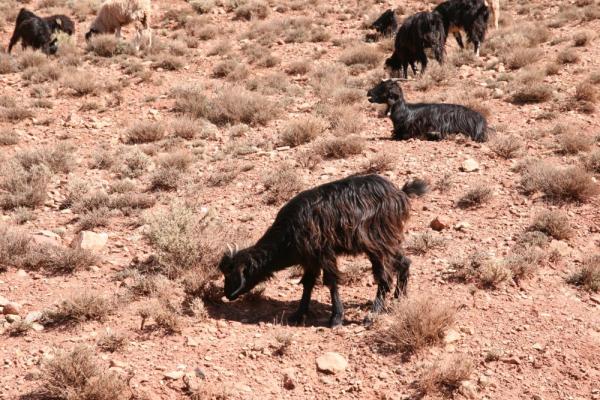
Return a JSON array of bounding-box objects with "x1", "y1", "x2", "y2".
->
[{"x1": 204, "y1": 295, "x2": 367, "y2": 328}]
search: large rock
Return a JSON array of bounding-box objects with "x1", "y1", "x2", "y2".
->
[
  {"x1": 71, "y1": 231, "x2": 108, "y2": 252},
  {"x1": 430, "y1": 217, "x2": 449, "y2": 231},
  {"x1": 0, "y1": 296, "x2": 9, "y2": 307},
  {"x1": 316, "y1": 352, "x2": 348, "y2": 374}
]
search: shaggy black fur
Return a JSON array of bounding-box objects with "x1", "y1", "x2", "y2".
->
[
  {"x1": 15, "y1": 8, "x2": 75, "y2": 36},
  {"x1": 8, "y1": 9, "x2": 57, "y2": 55},
  {"x1": 385, "y1": 11, "x2": 446, "y2": 79},
  {"x1": 367, "y1": 80, "x2": 488, "y2": 142},
  {"x1": 219, "y1": 174, "x2": 428, "y2": 328},
  {"x1": 371, "y1": 9, "x2": 398, "y2": 37},
  {"x1": 433, "y1": 0, "x2": 490, "y2": 55}
]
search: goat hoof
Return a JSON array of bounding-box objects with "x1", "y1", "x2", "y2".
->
[
  {"x1": 363, "y1": 315, "x2": 374, "y2": 327},
  {"x1": 328, "y1": 316, "x2": 343, "y2": 328}
]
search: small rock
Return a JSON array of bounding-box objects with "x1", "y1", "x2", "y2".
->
[
  {"x1": 316, "y1": 352, "x2": 348, "y2": 374},
  {"x1": 460, "y1": 158, "x2": 480, "y2": 172},
  {"x1": 430, "y1": 216, "x2": 449, "y2": 231},
  {"x1": 532, "y1": 343, "x2": 544, "y2": 352},
  {"x1": 25, "y1": 311, "x2": 43, "y2": 323},
  {"x1": 454, "y1": 221, "x2": 471, "y2": 231},
  {"x1": 0, "y1": 296, "x2": 9, "y2": 307},
  {"x1": 2, "y1": 302, "x2": 21, "y2": 315},
  {"x1": 110, "y1": 360, "x2": 129, "y2": 369},
  {"x1": 459, "y1": 381, "x2": 477, "y2": 399},
  {"x1": 282, "y1": 368, "x2": 296, "y2": 390},
  {"x1": 71, "y1": 231, "x2": 108, "y2": 253},
  {"x1": 549, "y1": 240, "x2": 570, "y2": 257},
  {"x1": 478, "y1": 375, "x2": 491, "y2": 387},
  {"x1": 444, "y1": 329, "x2": 461, "y2": 344},
  {"x1": 6, "y1": 314, "x2": 21, "y2": 323},
  {"x1": 164, "y1": 371, "x2": 185, "y2": 380},
  {"x1": 31, "y1": 323, "x2": 44, "y2": 332},
  {"x1": 185, "y1": 336, "x2": 199, "y2": 347}
]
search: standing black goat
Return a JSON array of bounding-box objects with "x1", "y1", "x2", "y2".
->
[
  {"x1": 385, "y1": 11, "x2": 446, "y2": 79},
  {"x1": 219, "y1": 174, "x2": 428, "y2": 328},
  {"x1": 433, "y1": 0, "x2": 490, "y2": 56},
  {"x1": 14, "y1": 8, "x2": 75, "y2": 36},
  {"x1": 370, "y1": 9, "x2": 398, "y2": 38},
  {"x1": 7, "y1": 8, "x2": 71, "y2": 54},
  {"x1": 367, "y1": 79, "x2": 488, "y2": 142}
]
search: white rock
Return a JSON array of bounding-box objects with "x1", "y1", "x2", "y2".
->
[
  {"x1": 163, "y1": 371, "x2": 185, "y2": 380},
  {"x1": 71, "y1": 231, "x2": 108, "y2": 252},
  {"x1": 444, "y1": 329, "x2": 461, "y2": 344},
  {"x1": 316, "y1": 352, "x2": 348, "y2": 374},
  {"x1": 460, "y1": 158, "x2": 480, "y2": 172},
  {"x1": 25, "y1": 311, "x2": 43, "y2": 323}
]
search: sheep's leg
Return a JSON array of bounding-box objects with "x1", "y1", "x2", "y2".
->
[
  {"x1": 323, "y1": 267, "x2": 343, "y2": 328},
  {"x1": 393, "y1": 255, "x2": 411, "y2": 298},
  {"x1": 288, "y1": 268, "x2": 318, "y2": 325}
]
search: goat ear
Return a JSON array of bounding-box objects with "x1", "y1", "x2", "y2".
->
[{"x1": 56, "y1": 18, "x2": 62, "y2": 26}]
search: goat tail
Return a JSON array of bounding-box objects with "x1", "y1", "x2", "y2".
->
[{"x1": 402, "y1": 178, "x2": 429, "y2": 197}]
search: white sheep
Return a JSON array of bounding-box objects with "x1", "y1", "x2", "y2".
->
[{"x1": 85, "y1": 0, "x2": 152, "y2": 49}]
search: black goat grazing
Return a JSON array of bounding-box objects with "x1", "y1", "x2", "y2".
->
[
  {"x1": 433, "y1": 0, "x2": 490, "y2": 56},
  {"x1": 8, "y1": 8, "x2": 58, "y2": 54},
  {"x1": 385, "y1": 11, "x2": 446, "y2": 79},
  {"x1": 15, "y1": 8, "x2": 75, "y2": 36},
  {"x1": 370, "y1": 9, "x2": 398, "y2": 37},
  {"x1": 367, "y1": 79, "x2": 488, "y2": 142},
  {"x1": 219, "y1": 174, "x2": 428, "y2": 328}
]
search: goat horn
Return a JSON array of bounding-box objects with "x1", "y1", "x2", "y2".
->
[
  {"x1": 389, "y1": 78, "x2": 409, "y2": 82},
  {"x1": 234, "y1": 243, "x2": 239, "y2": 254},
  {"x1": 226, "y1": 243, "x2": 234, "y2": 256}
]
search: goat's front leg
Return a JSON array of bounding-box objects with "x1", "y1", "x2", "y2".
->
[
  {"x1": 323, "y1": 267, "x2": 343, "y2": 328},
  {"x1": 288, "y1": 268, "x2": 317, "y2": 325},
  {"x1": 454, "y1": 32, "x2": 464, "y2": 49},
  {"x1": 115, "y1": 26, "x2": 121, "y2": 38},
  {"x1": 394, "y1": 255, "x2": 411, "y2": 298}
]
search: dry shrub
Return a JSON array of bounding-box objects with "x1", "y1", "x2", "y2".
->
[
  {"x1": 62, "y1": 71, "x2": 100, "y2": 96},
  {"x1": 520, "y1": 162, "x2": 598, "y2": 202},
  {"x1": 209, "y1": 87, "x2": 277, "y2": 126},
  {"x1": 280, "y1": 116, "x2": 325, "y2": 147},
  {"x1": 573, "y1": 30, "x2": 593, "y2": 46},
  {"x1": 362, "y1": 152, "x2": 394, "y2": 173},
  {"x1": 381, "y1": 295, "x2": 456, "y2": 354},
  {"x1": 42, "y1": 293, "x2": 112, "y2": 327},
  {"x1": 150, "y1": 167, "x2": 180, "y2": 191},
  {"x1": 286, "y1": 59, "x2": 312, "y2": 75},
  {"x1": 0, "y1": 160, "x2": 49, "y2": 210},
  {"x1": 0, "y1": 106, "x2": 34, "y2": 122},
  {"x1": 0, "y1": 128, "x2": 19, "y2": 146},
  {"x1": 339, "y1": 45, "x2": 382, "y2": 68},
  {"x1": 568, "y1": 255, "x2": 600, "y2": 292},
  {"x1": 144, "y1": 203, "x2": 222, "y2": 278},
  {"x1": 546, "y1": 62, "x2": 560, "y2": 76},
  {"x1": 171, "y1": 116, "x2": 202, "y2": 139},
  {"x1": 317, "y1": 136, "x2": 364, "y2": 159},
  {"x1": 449, "y1": 253, "x2": 511, "y2": 288},
  {"x1": 263, "y1": 166, "x2": 303, "y2": 204},
  {"x1": 244, "y1": 17, "x2": 330, "y2": 46},
  {"x1": 35, "y1": 346, "x2": 130, "y2": 400},
  {"x1": 5, "y1": 320, "x2": 32, "y2": 337},
  {"x1": 310, "y1": 64, "x2": 348, "y2": 98},
  {"x1": 207, "y1": 39, "x2": 231, "y2": 56},
  {"x1": 171, "y1": 85, "x2": 209, "y2": 118},
  {"x1": 528, "y1": 210, "x2": 572, "y2": 240},
  {"x1": 151, "y1": 304, "x2": 183, "y2": 334},
  {"x1": 0, "y1": 53, "x2": 17, "y2": 74},
  {"x1": 505, "y1": 47, "x2": 541, "y2": 70},
  {"x1": 22, "y1": 63, "x2": 62, "y2": 83},
  {"x1": 207, "y1": 164, "x2": 239, "y2": 186},
  {"x1": 418, "y1": 354, "x2": 474, "y2": 396},
  {"x1": 557, "y1": 132, "x2": 592, "y2": 154},
  {"x1": 86, "y1": 34, "x2": 126, "y2": 57},
  {"x1": 585, "y1": 150, "x2": 600, "y2": 173},
  {"x1": 235, "y1": 0, "x2": 270, "y2": 20},
  {"x1": 557, "y1": 48, "x2": 580, "y2": 64},
  {"x1": 490, "y1": 135, "x2": 523, "y2": 159},
  {"x1": 575, "y1": 82, "x2": 597, "y2": 103},
  {"x1": 113, "y1": 148, "x2": 151, "y2": 178},
  {"x1": 457, "y1": 185, "x2": 493, "y2": 209},
  {"x1": 151, "y1": 55, "x2": 184, "y2": 71},
  {"x1": 78, "y1": 207, "x2": 110, "y2": 231},
  {"x1": 123, "y1": 121, "x2": 165, "y2": 144},
  {"x1": 97, "y1": 333, "x2": 128, "y2": 353},
  {"x1": 450, "y1": 48, "x2": 476, "y2": 67},
  {"x1": 406, "y1": 232, "x2": 445, "y2": 255},
  {"x1": 510, "y1": 81, "x2": 553, "y2": 104},
  {"x1": 190, "y1": 0, "x2": 215, "y2": 14},
  {"x1": 212, "y1": 59, "x2": 249, "y2": 80},
  {"x1": 19, "y1": 49, "x2": 47, "y2": 69}
]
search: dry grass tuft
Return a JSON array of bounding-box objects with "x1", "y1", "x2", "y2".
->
[
  {"x1": 557, "y1": 48, "x2": 580, "y2": 64},
  {"x1": 490, "y1": 135, "x2": 523, "y2": 159},
  {"x1": 520, "y1": 162, "x2": 598, "y2": 202},
  {"x1": 339, "y1": 45, "x2": 382, "y2": 68},
  {"x1": 406, "y1": 232, "x2": 446, "y2": 255},
  {"x1": 317, "y1": 136, "x2": 364, "y2": 159},
  {"x1": 418, "y1": 354, "x2": 474, "y2": 396},
  {"x1": 584, "y1": 150, "x2": 600, "y2": 173},
  {"x1": 5, "y1": 320, "x2": 32, "y2": 337},
  {"x1": 279, "y1": 117, "x2": 325, "y2": 147},
  {"x1": 380, "y1": 295, "x2": 456, "y2": 354},
  {"x1": 457, "y1": 185, "x2": 493, "y2": 209},
  {"x1": 97, "y1": 333, "x2": 128, "y2": 353},
  {"x1": 557, "y1": 132, "x2": 592, "y2": 154},
  {"x1": 568, "y1": 255, "x2": 600, "y2": 292},
  {"x1": 362, "y1": 152, "x2": 395, "y2": 173},
  {"x1": 42, "y1": 293, "x2": 112, "y2": 327},
  {"x1": 0, "y1": 53, "x2": 18, "y2": 74},
  {"x1": 528, "y1": 210, "x2": 572, "y2": 240},
  {"x1": 263, "y1": 166, "x2": 303, "y2": 204},
  {"x1": 235, "y1": 0, "x2": 270, "y2": 21},
  {"x1": 449, "y1": 253, "x2": 512, "y2": 288},
  {"x1": 510, "y1": 82, "x2": 553, "y2": 104},
  {"x1": 209, "y1": 87, "x2": 278, "y2": 126},
  {"x1": 505, "y1": 47, "x2": 542, "y2": 70},
  {"x1": 62, "y1": 71, "x2": 100, "y2": 96},
  {"x1": 0, "y1": 160, "x2": 50, "y2": 210},
  {"x1": 123, "y1": 121, "x2": 165, "y2": 144},
  {"x1": 573, "y1": 30, "x2": 593, "y2": 46},
  {"x1": 143, "y1": 203, "x2": 222, "y2": 279},
  {"x1": 35, "y1": 346, "x2": 130, "y2": 400}
]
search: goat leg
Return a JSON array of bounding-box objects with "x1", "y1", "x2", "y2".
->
[
  {"x1": 323, "y1": 270, "x2": 343, "y2": 328},
  {"x1": 394, "y1": 256, "x2": 411, "y2": 298},
  {"x1": 288, "y1": 270, "x2": 317, "y2": 325}
]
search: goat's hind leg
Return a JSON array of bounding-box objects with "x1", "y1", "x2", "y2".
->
[
  {"x1": 288, "y1": 267, "x2": 318, "y2": 325},
  {"x1": 364, "y1": 254, "x2": 393, "y2": 326},
  {"x1": 393, "y1": 255, "x2": 411, "y2": 298},
  {"x1": 322, "y1": 257, "x2": 343, "y2": 328}
]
